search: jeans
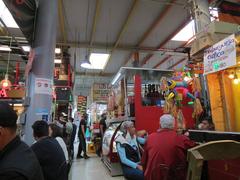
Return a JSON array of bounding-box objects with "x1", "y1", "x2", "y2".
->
[
  {"x1": 122, "y1": 165, "x2": 144, "y2": 180},
  {"x1": 77, "y1": 135, "x2": 86, "y2": 156}
]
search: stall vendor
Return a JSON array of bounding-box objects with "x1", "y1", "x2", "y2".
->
[{"x1": 115, "y1": 121, "x2": 146, "y2": 180}]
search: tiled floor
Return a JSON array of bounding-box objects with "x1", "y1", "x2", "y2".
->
[{"x1": 69, "y1": 156, "x2": 124, "y2": 180}]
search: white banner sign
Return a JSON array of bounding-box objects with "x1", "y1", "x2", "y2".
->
[
  {"x1": 35, "y1": 78, "x2": 53, "y2": 95},
  {"x1": 204, "y1": 34, "x2": 236, "y2": 75}
]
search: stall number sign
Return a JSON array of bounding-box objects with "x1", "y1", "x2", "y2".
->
[{"x1": 204, "y1": 34, "x2": 236, "y2": 75}]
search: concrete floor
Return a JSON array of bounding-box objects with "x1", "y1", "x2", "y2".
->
[{"x1": 69, "y1": 156, "x2": 124, "y2": 180}]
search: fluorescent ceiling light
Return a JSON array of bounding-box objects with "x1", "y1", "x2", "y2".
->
[
  {"x1": 54, "y1": 59, "x2": 62, "y2": 64},
  {"x1": 22, "y1": 46, "x2": 30, "y2": 52},
  {"x1": 171, "y1": 20, "x2": 195, "y2": 41},
  {"x1": 89, "y1": 53, "x2": 110, "y2": 69},
  {"x1": 22, "y1": 46, "x2": 61, "y2": 54},
  {"x1": 0, "y1": 45, "x2": 11, "y2": 51},
  {"x1": 0, "y1": 0, "x2": 19, "y2": 28},
  {"x1": 55, "y1": 48, "x2": 61, "y2": 54}
]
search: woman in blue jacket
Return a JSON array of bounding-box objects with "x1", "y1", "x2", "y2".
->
[{"x1": 115, "y1": 121, "x2": 146, "y2": 180}]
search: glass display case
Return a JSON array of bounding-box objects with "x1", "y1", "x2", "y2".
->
[
  {"x1": 102, "y1": 122, "x2": 122, "y2": 155},
  {"x1": 101, "y1": 120, "x2": 124, "y2": 176}
]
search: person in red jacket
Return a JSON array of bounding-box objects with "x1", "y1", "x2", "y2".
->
[{"x1": 141, "y1": 114, "x2": 195, "y2": 180}]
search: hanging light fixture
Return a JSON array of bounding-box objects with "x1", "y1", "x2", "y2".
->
[
  {"x1": 80, "y1": 55, "x2": 91, "y2": 69},
  {"x1": 233, "y1": 72, "x2": 239, "y2": 85},
  {"x1": 228, "y1": 71, "x2": 234, "y2": 79},
  {"x1": 1, "y1": 37, "x2": 12, "y2": 89},
  {"x1": 0, "y1": 74, "x2": 12, "y2": 88},
  {"x1": 80, "y1": 0, "x2": 91, "y2": 69}
]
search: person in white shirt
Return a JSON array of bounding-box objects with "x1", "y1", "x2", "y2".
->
[{"x1": 48, "y1": 123, "x2": 69, "y2": 162}]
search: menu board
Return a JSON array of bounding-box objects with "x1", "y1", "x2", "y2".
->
[
  {"x1": 77, "y1": 96, "x2": 87, "y2": 114},
  {"x1": 92, "y1": 83, "x2": 110, "y2": 102}
]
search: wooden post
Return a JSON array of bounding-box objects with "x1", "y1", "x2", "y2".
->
[{"x1": 218, "y1": 72, "x2": 231, "y2": 131}]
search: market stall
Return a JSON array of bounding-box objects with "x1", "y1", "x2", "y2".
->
[
  {"x1": 109, "y1": 67, "x2": 201, "y2": 134},
  {"x1": 204, "y1": 33, "x2": 240, "y2": 132},
  {"x1": 193, "y1": 32, "x2": 240, "y2": 180}
]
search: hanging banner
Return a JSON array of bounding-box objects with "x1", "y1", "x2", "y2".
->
[
  {"x1": 35, "y1": 78, "x2": 53, "y2": 95},
  {"x1": 77, "y1": 96, "x2": 87, "y2": 115},
  {"x1": 204, "y1": 34, "x2": 236, "y2": 75},
  {"x1": 92, "y1": 83, "x2": 110, "y2": 102}
]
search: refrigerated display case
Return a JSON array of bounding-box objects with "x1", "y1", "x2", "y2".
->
[{"x1": 102, "y1": 120, "x2": 124, "y2": 176}]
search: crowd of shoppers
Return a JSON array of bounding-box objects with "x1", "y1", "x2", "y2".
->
[
  {"x1": 0, "y1": 102, "x2": 79, "y2": 180},
  {"x1": 0, "y1": 101, "x2": 217, "y2": 180},
  {"x1": 0, "y1": 102, "x2": 44, "y2": 180},
  {"x1": 31, "y1": 120, "x2": 68, "y2": 180}
]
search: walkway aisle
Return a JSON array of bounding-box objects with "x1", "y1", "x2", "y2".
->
[{"x1": 69, "y1": 156, "x2": 124, "y2": 180}]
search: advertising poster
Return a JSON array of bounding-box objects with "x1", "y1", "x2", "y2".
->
[
  {"x1": 77, "y1": 96, "x2": 87, "y2": 115},
  {"x1": 204, "y1": 34, "x2": 236, "y2": 75}
]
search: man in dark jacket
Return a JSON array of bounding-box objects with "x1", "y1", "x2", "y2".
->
[
  {"x1": 69, "y1": 117, "x2": 77, "y2": 159},
  {"x1": 0, "y1": 102, "x2": 44, "y2": 180},
  {"x1": 31, "y1": 120, "x2": 68, "y2": 180},
  {"x1": 77, "y1": 113, "x2": 89, "y2": 159}
]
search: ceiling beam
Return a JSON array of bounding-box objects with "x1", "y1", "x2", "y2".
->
[
  {"x1": 102, "y1": 0, "x2": 139, "y2": 71},
  {"x1": 57, "y1": 41, "x2": 187, "y2": 55},
  {"x1": 168, "y1": 57, "x2": 186, "y2": 69},
  {"x1": 0, "y1": 56, "x2": 15, "y2": 70},
  {"x1": 75, "y1": 72, "x2": 114, "y2": 77},
  {"x1": 153, "y1": 40, "x2": 190, "y2": 68},
  {"x1": 123, "y1": 0, "x2": 177, "y2": 66},
  {"x1": 89, "y1": 0, "x2": 102, "y2": 48},
  {"x1": 58, "y1": 0, "x2": 67, "y2": 43},
  {"x1": 153, "y1": 55, "x2": 171, "y2": 68},
  {"x1": 141, "y1": 17, "x2": 191, "y2": 66}
]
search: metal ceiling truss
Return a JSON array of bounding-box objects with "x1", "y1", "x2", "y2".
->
[
  {"x1": 102, "y1": 0, "x2": 140, "y2": 72},
  {"x1": 167, "y1": 57, "x2": 186, "y2": 69},
  {"x1": 140, "y1": 17, "x2": 191, "y2": 66},
  {"x1": 89, "y1": 0, "x2": 103, "y2": 48},
  {"x1": 58, "y1": 0, "x2": 67, "y2": 43},
  {"x1": 75, "y1": 72, "x2": 114, "y2": 77},
  {"x1": 0, "y1": 19, "x2": 28, "y2": 61},
  {"x1": 153, "y1": 40, "x2": 190, "y2": 69},
  {"x1": 123, "y1": 0, "x2": 177, "y2": 66}
]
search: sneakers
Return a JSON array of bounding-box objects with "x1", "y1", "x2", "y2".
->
[
  {"x1": 77, "y1": 154, "x2": 90, "y2": 159},
  {"x1": 76, "y1": 155, "x2": 84, "y2": 159},
  {"x1": 84, "y1": 155, "x2": 90, "y2": 159}
]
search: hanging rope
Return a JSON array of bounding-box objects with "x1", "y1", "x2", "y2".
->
[
  {"x1": 6, "y1": 37, "x2": 13, "y2": 78},
  {"x1": 86, "y1": 0, "x2": 90, "y2": 56}
]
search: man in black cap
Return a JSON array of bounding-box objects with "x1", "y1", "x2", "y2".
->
[{"x1": 0, "y1": 102, "x2": 44, "y2": 180}]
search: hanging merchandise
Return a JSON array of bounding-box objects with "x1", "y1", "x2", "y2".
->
[
  {"x1": 107, "y1": 90, "x2": 116, "y2": 111},
  {"x1": 177, "y1": 109, "x2": 186, "y2": 130},
  {"x1": 191, "y1": 76, "x2": 202, "y2": 98},
  {"x1": 161, "y1": 70, "x2": 204, "y2": 129},
  {"x1": 192, "y1": 98, "x2": 204, "y2": 126}
]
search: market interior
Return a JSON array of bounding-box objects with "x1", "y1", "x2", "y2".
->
[{"x1": 0, "y1": 0, "x2": 240, "y2": 180}]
